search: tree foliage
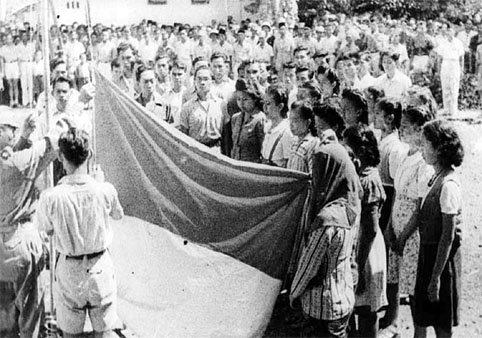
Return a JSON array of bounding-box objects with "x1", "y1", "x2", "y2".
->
[{"x1": 298, "y1": 0, "x2": 467, "y2": 20}]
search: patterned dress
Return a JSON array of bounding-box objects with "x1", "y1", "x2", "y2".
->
[
  {"x1": 355, "y1": 167, "x2": 388, "y2": 311},
  {"x1": 387, "y1": 151, "x2": 433, "y2": 295}
]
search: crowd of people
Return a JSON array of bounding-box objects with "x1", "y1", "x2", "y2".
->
[{"x1": 0, "y1": 9, "x2": 474, "y2": 338}]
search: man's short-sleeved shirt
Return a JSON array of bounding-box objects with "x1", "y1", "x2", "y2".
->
[
  {"x1": 36, "y1": 174, "x2": 124, "y2": 256},
  {"x1": 179, "y1": 93, "x2": 228, "y2": 144}
]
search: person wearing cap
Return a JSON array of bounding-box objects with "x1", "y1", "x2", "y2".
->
[
  {"x1": 0, "y1": 110, "x2": 64, "y2": 337},
  {"x1": 274, "y1": 22, "x2": 295, "y2": 72}
]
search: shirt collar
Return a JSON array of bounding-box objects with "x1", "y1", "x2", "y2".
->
[{"x1": 58, "y1": 174, "x2": 95, "y2": 185}]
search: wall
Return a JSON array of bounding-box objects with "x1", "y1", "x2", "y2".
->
[{"x1": 53, "y1": 0, "x2": 245, "y2": 26}]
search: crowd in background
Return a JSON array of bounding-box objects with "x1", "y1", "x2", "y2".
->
[{"x1": 0, "y1": 10, "x2": 473, "y2": 338}]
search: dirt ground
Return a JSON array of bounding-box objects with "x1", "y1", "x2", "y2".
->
[
  {"x1": 4, "y1": 108, "x2": 482, "y2": 337},
  {"x1": 265, "y1": 111, "x2": 482, "y2": 338}
]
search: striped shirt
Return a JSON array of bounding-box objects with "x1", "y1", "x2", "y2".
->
[
  {"x1": 287, "y1": 134, "x2": 320, "y2": 173},
  {"x1": 291, "y1": 223, "x2": 355, "y2": 320}
]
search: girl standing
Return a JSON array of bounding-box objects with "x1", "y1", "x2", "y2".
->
[
  {"x1": 381, "y1": 107, "x2": 434, "y2": 337},
  {"x1": 230, "y1": 79, "x2": 266, "y2": 163},
  {"x1": 344, "y1": 125, "x2": 387, "y2": 338},
  {"x1": 413, "y1": 120, "x2": 464, "y2": 337}
]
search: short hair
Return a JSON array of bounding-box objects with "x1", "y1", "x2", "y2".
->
[
  {"x1": 341, "y1": 88, "x2": 369, "y2": 125},
  {"x1": 210, "y1": 52, "x2": 228, "y2": 63},
  {"x1": 380, "y1": 51, "x2": 400, "y2": 71},
  {"x1": 51, "y1": 58, "x2": 66, "y2": 72},
  {"x1": 282, "y1": 61, "x2": 296, "y2": 70},
  {"x1": 135, "y1": 63, "x2": 154, "y2": 82},
  {"x1": 235, "y1": 78, "x2": 264, "y2": 111},
  {"x1": 343, "y1": 124, "x2": 380, "y2": 168},
  {"x1": 171, "y1": 62, "x2": 187, "y2": 72},
  {"x1": 194, "y1": 64, "x2": 212, "y2": 78},
  {"x1": 192, "y1": 55, "x2": 208, "y2": 68},
  {"x1": 318, "y1": 68, "x2": 341, "y2": 95},
  {"x1": 155, "y1": 52, "x2": 169, "y2": 63},
  {"x1": 365, "y1": 86, "x2": 385, "y2": 102},
  {"x1": 403, "y1": 106, "x2": 432, "y2": 127},
  {"x1": 117, "y1": 41, "x2": 135, "y2": 56},
  {"x1": 278, "y1": 22, "x2": 286, "y2": 28},
  {"x1": 296, "y1": 66, "x2": 313, "y2": 78},
  {"x1": 405, "y1": 86, "x2": 437, "y2": 119},
  {"x1": 300, "y1": 80, "x2": 322, "y2": 102},
  {"x1": 294, "y1": 46, "x2": 310, "y2": 55},
  {"x1": 422, "y1": 120, "x2": 464, "y2": 168},
  {"x1": 267, "y1": 85, "x2": 289, "y2": 118},
  {"x1": 375, "y1": 97, "x2": 403, "y2": 128},
  {"x1": 52, "y1": 75, "x2": 73, "y2": 89},
  {"x1": 313, "y1": 100, "x2": 345, "y2": 139},
  {"x1": 58, "y1": 128, "x2": 90, "y2": 167},
  {"x1": 290, "y1": 101, "x2": 317, "y2": 136}
]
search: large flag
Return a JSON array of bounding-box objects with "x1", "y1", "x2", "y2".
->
[{"x1": 94, "y1": 71, "x2": 310, "y2": 337}]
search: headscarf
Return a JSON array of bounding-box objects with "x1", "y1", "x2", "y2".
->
[{"x1": 309, "y1": 142, "x2": 362, "y2": 232}]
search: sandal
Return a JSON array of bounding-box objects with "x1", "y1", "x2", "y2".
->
[{"x1": 378, "y1": 324, "x2": 400, "y2": 338}]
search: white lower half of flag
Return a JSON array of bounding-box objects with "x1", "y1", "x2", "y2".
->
[{"x1": 111, "y1": 216, "x2": 281, "y2": 338}]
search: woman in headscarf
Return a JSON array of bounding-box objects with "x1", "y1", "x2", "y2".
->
[{"x1": 290, "y1": 142, "x2": 362, "y2": 338}]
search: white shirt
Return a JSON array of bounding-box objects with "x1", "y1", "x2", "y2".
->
[
  {"x1": 436, "y1": 38, "x2": 464, "y2": 62},
  {"x1": 375, "y1": 69, "x2": 412, "y2": 99},
  {"x1": 36, "y1": 174, "x2": 124, "y2": 256},
  {"x1": 253, "y1": 44, "x2": 274, "y2": 63}
]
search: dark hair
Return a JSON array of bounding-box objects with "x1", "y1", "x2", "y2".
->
[
  {"x1": 290, "y1": 101, "x2": 317, "y2": 136},
  {"x1": 52, "y1": 75, "x2": 74, "y2": 89},
  {"x1": 192, "y1": 55, "x2": 208, "y2": 68},
  {"x1": 343, "y1": 124, "x2": 380, "y2": 168},
  {"x1": 155, "y1": 52, "x2": 169, "y2": 63},
  {"x1": 135, "y1": 63, "x2": 154, "y2": 82},
  {"x1": 365, "y1": 86, "x2": 385, "y2": 102},
  {"x1": 117, "y1": 41, "x2": 135, "y2": 56},
  {"x1": 422, "y1": 120, "x2": 464, "y2": 168},
  {"x1": 267, "y1": 85, "x2": 289, "y2": 118},
  {"x1": 58, "y1": 128, "x2": 90, "y2": 167},
  {"x1": 296, "y1": 66, "x2": 313, "y2": 78},
  {"x1": 313, "y1": 100, "x2": 346, "y2": 139},
  {"x1": 300, "y1": 80, "x2": 322, "y2": 103},
  {"x1": 405, "y1": 86, "x2": 437, "y2": 119},
  {"x1": 235, "y1": 78, "x2": 264, "y2": 111},
  {"x1": 341, "y1": 88, "x2": 369, "y2": 125},
  {"x1": 171, "y1": 62, "x2": 187, "y2": 72},
  {"x1": 110, "y1": 58, "x2": 121, "y2": 70},
  {"x1": 294, "y1": 46, "x2": 310, "y2": 55},
  {"x1": 380, "y1": 51, "x2": 400, "y2": 71},
  {"x1": 210, "y1": 52, "x2": 228, "y2": 63},
  {"x1": 282, "y1": 61, "x2": 296, "y2": 70},
  {"x1": 319, "y1": 68, "x2": 340, "y2": 95},
  {"x1": 51, "y1": 58, "x2": 66, "y2": 72},
  {"x1": 375, "y1": 97, "x2": 403, "y2": 129},
  {"x1": 403, "y1": 106, "x2": 432, "y2": 127},
  {"x1": 194, "y1": 64, "x2": 212, "y2": 78}
]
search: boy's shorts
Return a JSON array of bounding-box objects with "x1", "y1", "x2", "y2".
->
[{"x1": 54, "y1": 250, "x2": 118, "y2": 334}]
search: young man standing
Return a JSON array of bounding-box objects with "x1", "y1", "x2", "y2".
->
[
  {"x1": 163, "y1": 62, "x2": 188, "y2": 127},
  {"x1": 37, "y1": 128, "x2": 124, "y2": 338}
]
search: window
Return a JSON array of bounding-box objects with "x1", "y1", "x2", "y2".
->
[
  {"x1": 148, "y1": 0, "x2": 167, "y2": 4},
  {"x1": 191, "y1": 0, "x2": 209, "y2": 3}
]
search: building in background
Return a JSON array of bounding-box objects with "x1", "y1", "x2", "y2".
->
[{"x1": 3, "y1": 0, "x2": 247, "y2": 26}]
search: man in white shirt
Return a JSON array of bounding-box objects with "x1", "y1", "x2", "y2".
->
[
  {"x1": 253, "y1": 32, "x2": 274, "y2": 65},
  {"x1": 173, "y1": 27, "x2": 193, "y2": 74},
  {"x1": 211, "y1": 52, "x2": 235, "y2": 100},
  {"x1": 17, "y1": 31, "x2": 35, "y2": 107},
  {"x1": 94, "y1": 28, "x2": 116, "y2": 76},
  {"x1": 163, "y1": 62, "x2": 187, "y2": 127}
]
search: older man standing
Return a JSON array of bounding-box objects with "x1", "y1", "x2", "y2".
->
[{"x1": 0, "y1": 110, "x2": 61, "y2": 337}]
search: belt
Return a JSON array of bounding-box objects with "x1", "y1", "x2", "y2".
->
[
  {"x1": 202, "y1": 138, "x2": 221, "y2": 148},
  {"x1": 66, "y1": 250, "x2": 105, "y2": 260}
]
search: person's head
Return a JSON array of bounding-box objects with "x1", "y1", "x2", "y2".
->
[
  {"x1": 341, "y1": 88, "x2": 368, "y2": 126},
  {"x1": 0, "y1": 118, "x2": 19, "y2": 148},
  {"x1": 278, "y1": 22, "x2": 287, "y2": 36},
  {"x1": 52, "y1": 75, "x2": 74, "y2": 110},
  {"x1": 421, "y1": 120, "x2": 464, "y2": 169},
  {"x1": 265, "y1": 85, "x2": 289, "y2": 120},
  {"x1": 101, "y1": 28, "x2": 110, "y2": 42},
  {"x1": 154, "y1": 53, "x2": 170, "y2": 79},
  {"x1": 194, "y1": 65, "x2": 213, "y2": 96},
  {"x1": 245, "y1": 60, "x2": 261, "y2": 82},
  {"x1": 58, "y1": 128, "x2": 91, "y2": 169},
  {"x1": 317, "y1": 67, "x2": 340, "y2": 98},
  {"x1": 289, "y1": 101, "x2": 316, "y2": 137},
  {"x1": 465, "y1": 20, "x2": 473, "y2": 32},
  {"x1": 380, "y1": 52, "x2": 399, "y2": 77},
  {"x1": 51, "y1": 58, "x2": 68, "y2": 78},
  {"x1": 297, "y1": 80, "x2": 322, "y2": 106},
  {"x1": 343, "y1": 57, "x2": 358, "y2": 81},
  {"x1": 374, "y1": 97, "x2": 402, "y2": 132},
  {"x1": 405, "y1": 86, "x2": 438, "y2": 118},
  {"x1": 117, "y1": 42, "x2": 135, "y2": 75},
  {"x1": 178, "y1": 27, "x2": 188, "y2": 42},
  {"x1": 364, "y1": 86, "x2": 385, "y2": 124},
  {"x1": 343, "y1": 124, "x2": 380, "y2": 170},
  {"x1": 110, "y1": 58, "x2": 123, "y2": 80},
  {"x1": 400, "y1": 106, "x2": 433, "y2": 147},
  {"x1": 237, "y1": 29, "x2": 246, "y2": 43},
  {"x1": 294, "y1": 46, "x2": 310, "y2": 68},
  {"x1": 192, "y1": 56, "x2": 209, "y2": 73},
  {"x1": 171, "y1": 62, "x2": 187, "y2": 87},
  {"x1": 282, "y1": 62, "x2": 297, "y2": 89},
  {"x1": 235, "y1": 78, "x2": 264, "y2": 114},
  {"x1": 357, "y1": 55, "x2": 371, "y2": 77},
  {"x1": 313, "y1": 100, "x2": 345, "y2": 140},
  {"x1": 295, "y1": 66, "x2": 313, "y2": 88},
  {"x1": 136, "y1": 64, "x2": 156, "y2": 98}
]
